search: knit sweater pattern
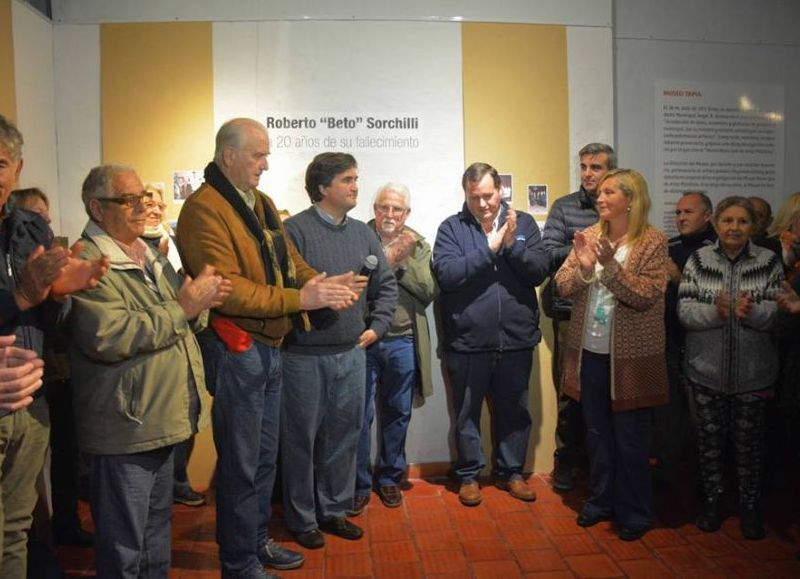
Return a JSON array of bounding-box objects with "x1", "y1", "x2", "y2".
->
[{"x1": 283, "y1": 207, "x2": 397, "y2": 355}]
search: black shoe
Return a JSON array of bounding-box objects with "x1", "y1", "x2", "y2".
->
[
  {"x1": 292, "y1": 529, "x2": 325, "y2": 549},
  {"x1": 619, "y1": 525, "x2": 649, "y2": 541},
  {"x1": 258, "y1": 537, "x2": 305, "y2": 570},
  {"x1": 576, "y1": 509, "x2": 610, "y2": 528},
  {"x1": 346, "y1": 494, "x2": 370, "y2": 517},
  {"x1": 377, "y1": 485, "x2": 403, "y2": 508},
  {"x1": 696, "y1": 496, "x2": 724, "y2": 533},
  {"x1": 52, "y1": 525, "x2": 94, "y2": 548},
  {"x1": 319, "y1": 516, "x2": 364, "y2": 540},
  {"x1": 173, "y1": 489, "x2": 206, "y2": 507},
  {"x1": 552, "y1": 460, "x2": 574, "y2": 491},
  {"x1": 740, "y1": 504, "x2": 766, "y2": 540}
]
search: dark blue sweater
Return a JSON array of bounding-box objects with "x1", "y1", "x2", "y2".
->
[{"x1": 432, "y1": 203, "x2": 549, "y2": 353}]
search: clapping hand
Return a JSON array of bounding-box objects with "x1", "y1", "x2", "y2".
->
[
  {"x1": 716, "y1": 291, "x2": 731, "y2": 321},
  {"x1": 178, "y1": 265, "x2": 232, "y2": 320},
  {"x1": 777, "y1": 280, "x2": 800, "y2": 314},
  {"x1": 51, "y1": 241, "x2": 110, "y2": 298},
  {"x1": 734, "y1": 291, "x2": 754, "y2": 320},
  {"x1": 300, "y1": 272, "x2": 360, "y2": 311},
  {"x1": 574, "y1": 231, "x2": 597, "y2": 277},
  {"x1": 0, "y1": 335, "x2": 44, "y2": 411},
  {"x1": 502, "y1": 208, "x2": 518, "y2": 249}
]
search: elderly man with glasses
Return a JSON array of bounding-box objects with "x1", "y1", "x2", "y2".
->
[
  {"x1": 68, "y1": 164, "x2": 231, "y2": 578},
  {"x1": 348, "y1": 183, "x2": 436, "y2": 515}
]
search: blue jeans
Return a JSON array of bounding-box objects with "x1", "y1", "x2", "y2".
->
[
  {"x1": 281, "y1": 347, "x2": 365, "y2": 532},
  {"x1": 88, "y1": 446, "x2": 174, "y2": 579},
  {"x1": 445, "y1": 349, "x2": 533, "y2": 483},
  {"x1": 580, "y1": 350, "x2": 652, "y2": 530},
  {"x1": 356, "y1": 336, "x2": 416, "y2": 495},
  {"x1": 198, "y1": 332, "x2": 282, "y2": 577}
]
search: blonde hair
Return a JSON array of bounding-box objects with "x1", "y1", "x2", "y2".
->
[
  {"x1": 597, "y1": 168, "x2": 652, "y2": 245},
  {"x1": 767, "y1": 192, "x2": 800, "y2": 237}
]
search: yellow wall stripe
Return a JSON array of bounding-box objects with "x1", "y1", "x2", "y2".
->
[
  {"x1": 462, "y1": 23, "x2": 570, "y2": 210},
  {"x1": 101, "y1": 21, "x2": 213, "y2": 220},
  {"x1": 0, "y1": 0, "x2": 17, "y2": 121}
]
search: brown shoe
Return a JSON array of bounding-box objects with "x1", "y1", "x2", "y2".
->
[
  {"x1": 346, "y1": 494, "x2": 370, "y2": 517},
  {"x1": 377, "y1": 485, "x2": 403, "y2": 508},
  {"x1": 458, "y1": 481, "x2": 482, "y2": 506},
  {"x1": 498, "y1": 478, "x2": 537, "y2": 502}
]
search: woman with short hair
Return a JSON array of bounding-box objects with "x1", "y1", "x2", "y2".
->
[{"x1": 678, "y1": 196, "x2": 783, "y2": 540}]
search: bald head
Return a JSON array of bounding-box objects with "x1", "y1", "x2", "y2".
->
[{"x1": 215, "y1": 118, "x2": 270, "y2": 191}]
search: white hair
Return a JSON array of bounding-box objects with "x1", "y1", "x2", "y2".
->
[{"x1": 373, "y1": 182, "x2": 411, "y2": 208}]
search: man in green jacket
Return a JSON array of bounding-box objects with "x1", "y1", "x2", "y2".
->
[
  {"x1": 69, "y1": 164, "x2": 231, "y2": 578},
  {"x1": 350, "y1": 183, "x2": 437, "y2": 514}
]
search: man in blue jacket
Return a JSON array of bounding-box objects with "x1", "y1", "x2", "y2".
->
[{"x1": 433, "y1": 162, "x2": 549, "y2": 506}]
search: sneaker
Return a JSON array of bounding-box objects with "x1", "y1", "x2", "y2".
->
[
  {"x1": 173, "y1": 488, "x2": 206, "y2": 507},
  {"x1": 551, "y1": 460, "x2": 574, "y2": 491},
  {"x1": 319, "y1": 516, "x2": 364, "y2": 540},
  {"x1": 258, "y1": 538, "x2": 304, "y2": 570},
  {"x1": 377, "y1": 485, "x2": 403, "y2": 508},
  {"x1": 458, "y1": 481, "x2": 482, "y2": 506},
  {"x1": 496, "y1": 477, "x2": 536, "y2": 502},
  {"x1": 346, "y1": 494, "x2": 371, "y2": 517},
  {"x1": 292, "y1": 529, "x2": 325, "y2": 549}
]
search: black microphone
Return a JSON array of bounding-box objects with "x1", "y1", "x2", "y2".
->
[{"x1": 359, "y1": 255, "x2": 378, "y2": 277}]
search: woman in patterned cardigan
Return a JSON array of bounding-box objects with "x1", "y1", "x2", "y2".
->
[
  {"x1": 678, "y1": 196, "x2": 783, "y2": 540},
  {"x1": 555, "y1": 169, "x2": 668, "y2": 542}
]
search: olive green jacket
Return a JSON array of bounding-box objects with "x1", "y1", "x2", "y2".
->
[
  {"x1": 368, "y1": 221, "x2": 438, "y2": 398},
  {"x1": 69, "y1": 221, "x2": 210, "y2": 455}
]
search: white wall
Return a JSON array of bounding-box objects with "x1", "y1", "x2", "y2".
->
[
  {"x1": 615, "y1": 0, "x2": 800, "y2": 227},
  {"x1": 52, "y1": 24, "x2": 101, "y2": 244},
  {"x1": 12, "y1": 0, "x2": 59, "y2": 229}
]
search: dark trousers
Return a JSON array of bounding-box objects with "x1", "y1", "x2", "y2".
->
[
  {"x1": 45, "y1": 379, "x2": 83, "y2": 532},
  {"x1": 88, "y1": 446, "x2": 174, "y2": 579},
  {"x1": 445, "y1": 349, "x2": 533, "y2": 483},
  {"x1": 198, "y1": 332, "x2": 282, "y2": 577},
  {"x1": 581, "y1": 350, "x2": 652, "y2": 529},
  {"x1": 356, "y1": 336, "x2": 416, "y2": 494},
  {"x1": 692, "y1": 382, "x2": 767, "y2": 505},
  {"x1": 552, "y1": 318, "x2": 584, "y2": 467},
  {"x1": 651, "y1": 345, "x2": 694, "y2": 479}
]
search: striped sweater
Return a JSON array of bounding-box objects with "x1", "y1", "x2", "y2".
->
[{"x1": 677, "y1": 241, "x2": 783, "y2": 394}]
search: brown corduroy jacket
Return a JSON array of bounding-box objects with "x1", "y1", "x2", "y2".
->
[
  {"x1": 176, "y1": 183, "x2": 317, "y2": 345},
  {"x1": 554, "y1": 225, "x2": 669, "y2": 411}
]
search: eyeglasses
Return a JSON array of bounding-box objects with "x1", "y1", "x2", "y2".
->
[
  {"x1": 375, "y1": 204, "x2": 408, "y2": 216},
  {"x1": 99, "y1": 192, "x2": 153, "y2": 208}
]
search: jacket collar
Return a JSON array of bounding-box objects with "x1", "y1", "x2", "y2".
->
[
  {"x1": 578, "y1": 187, "x2": 597, "y2": 209},
  {"x1": 82, "y1": 220, "x2": 159, "y2": 273},
  {"x1": 713, "y1": 238, "x2": 755, "y2": 262}
]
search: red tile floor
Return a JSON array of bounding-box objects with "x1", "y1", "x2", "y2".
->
[{"x1": 55, "y1": 471, "x2": 800, "y2": 578}]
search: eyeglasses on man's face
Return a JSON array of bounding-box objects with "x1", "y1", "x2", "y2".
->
[
  {"x1": 375, "y1": 204, "x2": 408, "y2": 216},
  {"x1": 99, "y1": 192, "x2": 153, "y2": 209}
]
